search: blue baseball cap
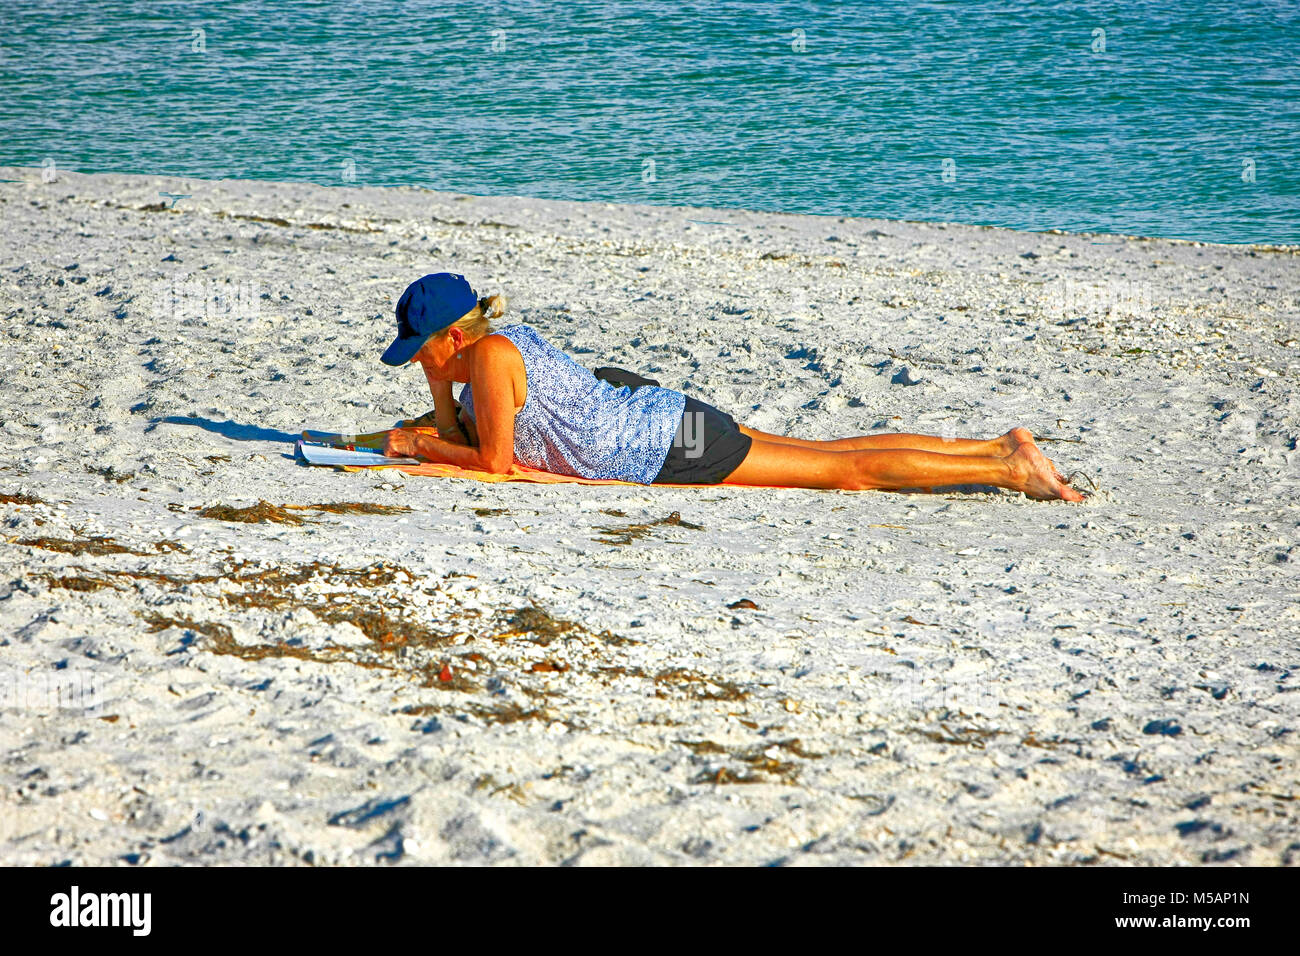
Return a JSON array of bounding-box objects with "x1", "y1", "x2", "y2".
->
[{"x1": 380, "y1": 273, "x2": 478, "y2": 366}]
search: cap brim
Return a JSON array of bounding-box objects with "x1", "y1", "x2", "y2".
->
[{"x1": 380, "y1": 334, "x2": 429, "y2": 367}]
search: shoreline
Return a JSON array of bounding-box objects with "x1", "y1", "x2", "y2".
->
[
  {"x1": 8, "y1": 164, "x2": 1300, "y2": 253},
  {"x1": 1, "y1": 168, "x2": 1296, "y2": 866}
]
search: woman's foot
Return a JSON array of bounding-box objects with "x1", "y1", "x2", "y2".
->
[
  {"x1": 1000, "y1": 426, "x2": 1068, "y2": 482},
  {"x1": 996, "y1": 427, "x2": 1033, "y2": 456},
  {"x1": 1006, "y1": 442, "x2": 1085, "y2": 501}
]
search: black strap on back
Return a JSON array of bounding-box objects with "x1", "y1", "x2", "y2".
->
[{"x1": 593, "y1": 366, "x2": 661, "y2": 392}]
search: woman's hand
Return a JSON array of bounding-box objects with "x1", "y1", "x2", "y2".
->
[
  {"x1": 422, "y1": 373, "x2": 468, "y2": 444},
  {"x1": 384, "y1": 429, "x2": 426, "y2": 459}
]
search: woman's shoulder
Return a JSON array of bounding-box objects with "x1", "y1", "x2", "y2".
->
[
  {"x1": 489, "y1": 323, "x2": 559, "y2": 356},
  {"x1": 487, "y1": 323, "x2": 537, "y2": 342},
  {"x1": 475, "y1": 329, "x2": 527, "y2": 365}
]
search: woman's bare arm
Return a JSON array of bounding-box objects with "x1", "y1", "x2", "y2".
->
[
  {"x1": 420, "y1": 366, "x2": 470, "y2": 444},
  {"x1": 459, "y1": 410, "x2": 479, "y2": 447},
  {"x1": 386, "y1": 338, "x2": 520, "y2": 473}
]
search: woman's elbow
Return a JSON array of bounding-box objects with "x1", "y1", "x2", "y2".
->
[{"x1": 481, "y1": 452, "x2": 513, "y2": 475}]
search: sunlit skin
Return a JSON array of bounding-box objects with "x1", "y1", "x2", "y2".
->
[{"x1": 384, "y1": 326, "x2": 1085, "y2": 501}]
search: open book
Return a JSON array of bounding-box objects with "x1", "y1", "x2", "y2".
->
[{"x1": 295, "y1": 440, "x2": 420, "y2": 468}]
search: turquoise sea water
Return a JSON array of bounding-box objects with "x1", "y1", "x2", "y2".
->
[{"x1": 2, "y1": 0, "x2": 1297, "y2": 244}]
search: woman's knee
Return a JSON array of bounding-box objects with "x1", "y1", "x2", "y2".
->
[
  {"x1": 841, "y1": 451, "x2": 892, "y2": 491},
  {"x1": 720, "y1": 439, "x2": 822, "y2": 488}
]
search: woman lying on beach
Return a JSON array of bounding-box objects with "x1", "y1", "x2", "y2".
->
[{"x1": 380, "y1": 273, "x2": 1084, "y2": 501}]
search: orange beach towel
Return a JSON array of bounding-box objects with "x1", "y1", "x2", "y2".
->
[
  {"x1": 338, "y1": 428, "x2": 766, "y2": 488},
  {"x1": 350, "y1": 459, "x2": 648, "y2": 485}
]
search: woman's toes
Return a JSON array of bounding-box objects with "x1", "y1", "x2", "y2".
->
[
  {"x1": 1059, "y1": 483, "x2": 1086, "y2": 503},
  {"x1": 1008, "y1": 442, "x2": 1082, "y2": 501}
]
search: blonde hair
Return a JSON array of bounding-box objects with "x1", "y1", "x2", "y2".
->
[{"x1": 439, "y1": 293, "x2": 507, "y2": 343}]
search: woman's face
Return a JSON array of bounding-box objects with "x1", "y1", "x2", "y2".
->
[{"x1": 411, "y1": 329, "x2": 460, "y2": 380}]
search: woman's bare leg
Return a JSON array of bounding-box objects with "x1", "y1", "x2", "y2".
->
[
  {"x1": 722, "y1": 436, "x2": 1083, "y2": 501},
  {"x1": 737, "y1": 425, "x2": 1068, "y2": 481},
  {"x1": 739, "y1": 424, "x2": 1025, "y2": 456}
]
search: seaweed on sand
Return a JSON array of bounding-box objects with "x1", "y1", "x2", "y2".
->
[
  {"x1": 142, "y1": 613, "x2": 393, "y2": 671},
  {"x1": 43, "y1": 573, "x2": 120, "y2": 592},
  {"x1": 680, "y1": 738, "x2": 821, "y2": 785},
  {"x1": 465, "y1": 701, "x2": 551, "y2": 726},
  {"x1": 132, "y1": 559, "x2": 503, "y2": 697},
  {"x1": 295, "y1": 502, "x2": 412, "y2": 516},
  {"x1": 0, "y1": 492, "x2": 44, "y2": 506},
  {"x1": 592, "y1": 510, "x2": 704, "y2": 546},
  {"x1": 493, "y1": 604, "x2": 636, "y2": 647},
  {"x1": 218, "y1": 560, "x2": 412, "y2": 594},
  {"x1": 591, "y1": 664, "x2": 749, "y2": 703},
  {"x1": 64, "y1": 555, "x2": 752, "y2": 737},
  {"x1": 143, "y1": 614, "x2": 237, "y2": 644},
  {"x1": 653, "y1": 668, "x2": 748, "y2": 702},
  {"x1": 17, "y1": 536, "x2": 149, "y2": 557},
  {"x1": 211, "y1": 563, "x2": 464, "y2": 651},
  {"x1": 493, "y1": 605, "x2": 579, "y2": 646},
  {"x1": 197, "y1": 500, "x2": 413, "y2": 523},
  {"x1": 413, "y1": 660, "x2": 480, "y2": 692},
  {"x1": 529, "y1": 659, "x2": 569, "y2": 673},
  {"x1": 319, "y1": 608, "x2": 458, "y2": 649},
  {"x1": 197, "y1": 500, "x2": 303, "y2": 524},
  {"x1": 398, "y1": 698, "x2": 551, "y2": 727}
]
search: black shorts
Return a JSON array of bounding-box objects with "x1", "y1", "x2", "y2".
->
[{"x1": 652, "y1": 396, "x2": 753, "y2": 485}]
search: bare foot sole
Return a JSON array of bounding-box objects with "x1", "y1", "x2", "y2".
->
[
  {"x1": 1006, "y1": 443, "x2": 1085, "y2": 501},
  {"x1": 1002, "y1": 426, "x2": 1068, "y2": 482}
]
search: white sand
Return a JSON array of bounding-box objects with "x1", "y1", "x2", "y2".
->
[{"x1": 1, "y1": 168, "x2": 1297, "y2": 866}]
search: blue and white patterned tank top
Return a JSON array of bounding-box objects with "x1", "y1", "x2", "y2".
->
[{"x1": 457, "y1": 324, "x2": 686, "y2": 484}]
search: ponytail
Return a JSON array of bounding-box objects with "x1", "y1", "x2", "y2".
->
[
  {"x1": 478, "y1": 293, "x2": 507, "y2": 320},
  {"x1": 439, "y1": 291, "x2": 507, "y2": 343}
]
